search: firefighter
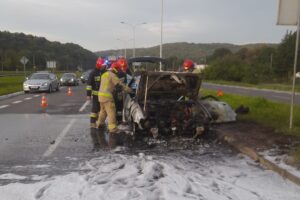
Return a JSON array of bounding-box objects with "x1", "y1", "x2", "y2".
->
[
  {"x1": 182, "y1": 59, "x2": 195, "y2": 72},
  {"x1": 114, "y1": 58, "x2": 128, "y2": 120},
  {"x1": 117, "y1": 57, "x2": 128, "y2": 83},
  {"x1": 96, "y1": 63, "x2": 133, "y2": 148},
  {"x1": 86, "y1": 57, "x2": 107, "y2": 151}
]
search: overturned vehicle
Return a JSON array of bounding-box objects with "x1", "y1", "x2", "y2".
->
[{"x1": 120, "y1": 57, "x2": 236, "y2": 140}]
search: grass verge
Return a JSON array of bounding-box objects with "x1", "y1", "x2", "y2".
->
[
  {"x1": 204, "y1": 80, "x2": 300, "y2": 93},
  {"x1": 201, "y1": 89, "x2": 300, "y2": 139},
  {"x1": 0, "y1": 76, "x2": 25, "y2": 96}
]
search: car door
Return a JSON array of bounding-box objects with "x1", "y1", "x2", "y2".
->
[{"x1": 50, "y1": 74, "x2": 58, "y2": 89}]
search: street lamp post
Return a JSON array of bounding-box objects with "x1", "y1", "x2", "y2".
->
[
  {"x1": 116, "y1": 38, "x2": 132, "y2": 58},
  {"x1": 120, "y1": 21, "x2": 147, "y2": 57},
  {"x1": 160, "y1": 0, "x2": 164, "y2": 71}
]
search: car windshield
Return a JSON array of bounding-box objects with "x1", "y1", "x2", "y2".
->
[
  {"x1": 29, "y1": 73, "x2": 50, "y2": 80},
  {"x1": 62, "y1": 74, "x2": 75, "y2": 78}
]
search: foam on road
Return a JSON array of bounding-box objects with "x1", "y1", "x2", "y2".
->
[{"x1": 0, "y1": 150, "x2": 299, "y2": 200}]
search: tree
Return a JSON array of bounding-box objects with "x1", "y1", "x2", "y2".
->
[
  {"x1": 208, "y1": 48, "x2": 232, "y2": 62},
  {"x1": 274, "y1": 31, "x2": 297, "y2": 80}
]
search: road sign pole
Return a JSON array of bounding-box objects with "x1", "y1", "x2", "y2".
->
[
  {"x1": 289, "y1": 1, "x2": 300, "y2": 129},
  {"x1": 23, "y1": 63, "x2": 26, "y2": 77}
]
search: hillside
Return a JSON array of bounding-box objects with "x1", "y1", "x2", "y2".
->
[
  {"x1": 0, "y1": 31, "x2": 97, "y2": 71},
  {"x1": 95, "y1": 42, "x2": 277, "y2": 64}
]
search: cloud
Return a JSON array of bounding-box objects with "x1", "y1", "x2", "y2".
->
[{"x1": 0, "y1": 0, "x2": 294, "y2": 51}]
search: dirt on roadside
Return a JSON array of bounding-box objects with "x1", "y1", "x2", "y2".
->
[{"x1": 215, "y1": 121, "x2": 300, "y2": 169}]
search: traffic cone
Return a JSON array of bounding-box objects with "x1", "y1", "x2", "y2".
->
[
  {"x1": 41, "y1": 95, "x2": 48, "y2": 108},
  {"x1": 217, "y1": 89, "x2": 224, "y2": 97},
  {"x1": 67, "y1": 87, "x2": 72, "y2": 96}
]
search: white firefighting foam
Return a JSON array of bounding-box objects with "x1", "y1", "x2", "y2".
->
[{"x1": 0, "y1": 152, "x2": 300, "y2": 200}]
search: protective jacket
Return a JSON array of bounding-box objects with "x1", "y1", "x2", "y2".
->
[
  {"x1": 98, "y1": 71, "x2": 132, "y2": 103},
  {"x1": 86, "y1": 68, "x2": 106, "y2": 97}
]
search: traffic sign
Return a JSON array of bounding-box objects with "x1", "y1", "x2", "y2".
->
[
  {"x1": 20, "y1": 56, "x2": 29, "y2": 65},
  {"x1": 47, "y1": 61, "x2": 56, "y2": 69},
  {"x1": 277, "y1": 0, "x2": 299, "y2": 25}
]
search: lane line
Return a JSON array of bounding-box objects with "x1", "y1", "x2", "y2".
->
[
  {"x1": 24, "y1": 97, "x2": 32, "y2": 100},
  {"x1": 12, "y1": 100, "x2": 22, "y2": 104},
  {"x1": 0, "y1": 105, "x2": 9, "y2": 109},
  {"x1": 79, "y1": 100, "x2": 90, "y2": 112},
  {"x1": 43, "y1": 118, "x2": 77, "y2": 157},
  {"x1": 34, "y1": 95, "x2": 40, "y2": 98}
]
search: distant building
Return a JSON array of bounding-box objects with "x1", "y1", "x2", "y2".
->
[{"x1": 195, "y1": 64, "x2": 208, "y2": 72}]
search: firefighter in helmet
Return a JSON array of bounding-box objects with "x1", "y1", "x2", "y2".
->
[
  {"x1": 182, "y1": 59, "x2": 195, "y2": 72},
  {"x1": 86, "y1": 57, "x2": 107, "y2": 150},
  {"x1": 96, "y1": 61, "x2": 133, "y2": 148}
]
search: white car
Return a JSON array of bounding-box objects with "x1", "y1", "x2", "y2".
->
[{"x1": 23, "y1": 72, "x2": 60, "y2": 93}]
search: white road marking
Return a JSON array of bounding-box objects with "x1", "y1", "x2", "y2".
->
[
  {"x1": 34, "y1": 95, "x2": 40, "y2": 98},
  {"x1": 43, "y1": 118, "x2": 77, "y2": 157},
  {"x1": 0, "y1": 105, "x2": 9, "y2": 109},
  {"x1": 79, "y1": 100, "x2": 90, "y2": 112},
  {"x1": 42, "y1": 100, "x2": 89, "y2": 157},
  {"x1": 12, "y1": 100, "x2": 22, "y2": 104},
  {"x1": 24, "y1": 97, "x2": 32, "y2": 100}
]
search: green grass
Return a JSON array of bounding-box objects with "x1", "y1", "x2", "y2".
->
[
  {"x1": 0, "y1": 76, "x2": 26, "y2": 95},
  {"x1": 201, "y1": 89, "x2": 300, "y2": 138},
  {"x1": 204, "y1": 80, "x2": 300, "y2": 93}
]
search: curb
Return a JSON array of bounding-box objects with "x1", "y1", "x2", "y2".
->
[
  {"x1": 0, "y1": 91, "x2": 24, "y2": 101},
  {"x1": 217, "y1": 130, "x2": 300, "y2": 187},
  {"x1": 203, "y1": 82, "x2": 300, "y2": 95}
]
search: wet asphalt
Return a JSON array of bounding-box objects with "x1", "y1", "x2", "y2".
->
[{"x1": 0, "y1": 85, "x2": 97, "y2": 183}]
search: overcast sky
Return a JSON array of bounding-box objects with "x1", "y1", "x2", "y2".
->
[{"x1": 0, "y1": 0, "x2": 296, "y2": 52}]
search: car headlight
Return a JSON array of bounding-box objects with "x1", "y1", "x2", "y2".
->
[
  {"x1": 60, "y1": 78, "x2": 63, "y2": 82},
  {"x1": 70, "y1": 78, "x2": 74, "y2": 82},
  {"x1": 23, "y1": 83, "x2": 28, "y2": 87},
  {"x1": 42, "y1": 82, "x2": 49, "y2": 86}
]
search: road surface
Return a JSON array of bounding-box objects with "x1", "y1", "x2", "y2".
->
[
  {"x1": 0, "y1": 84, "x2": 299, "y2": 199},
  {"x1": 202, "y1": 82, "x2": 300, "y2": 104}
]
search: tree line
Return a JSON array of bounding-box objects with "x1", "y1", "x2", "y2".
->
[
  {"x1": 0, "y1": 31, "x2": 97, "y2": 71},
  {"x1": 203, "y1": 31, "x2": 299, "y2": 83}
]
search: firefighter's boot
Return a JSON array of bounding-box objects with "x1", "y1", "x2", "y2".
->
[
  {"x1": 97, "y1": 126, "x2": 108, "y2": 148},
  {"x1": 90, "y1": 128, "x2": 100, "y2": 152}
]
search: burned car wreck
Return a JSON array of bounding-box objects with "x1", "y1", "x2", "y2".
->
[{"x1": 120, "y1": 57, "x2": 236, "y2": 140}]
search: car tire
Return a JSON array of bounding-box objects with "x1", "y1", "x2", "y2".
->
[
  {"x1": 24, "y1": 91, "x2": 29, "y2": 94},
  {"x1": 56, "y1": 85, "x2": 60, "y2": 91},
  {"x1": 48, "y1": 85, "x2": 52, "y2": 93}
]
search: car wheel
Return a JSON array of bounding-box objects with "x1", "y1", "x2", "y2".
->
[
  {"x1": 56, "y1": 85, "x2": 60, "y2": 91},
  {"x1": 24, "y1": 91, "x2": 29, "y2": 94},
  {"x1": 48, "y1": 85, "x2": 52, "y2": 93}
]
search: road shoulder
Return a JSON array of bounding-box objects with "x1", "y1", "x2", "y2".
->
[{"x1": 217, "y1": 121, "x2": 300, "y2": 187}]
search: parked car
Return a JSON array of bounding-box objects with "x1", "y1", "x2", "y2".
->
[
  {"x1": 23, "y1": 72, "x2": 60, "y2": 93},
  {"x1": 60, "y1": 73, "x2": 79, "y2": 86},
  {"x1": 80, "y1": 69, "x2": 92, "y2": 84}
]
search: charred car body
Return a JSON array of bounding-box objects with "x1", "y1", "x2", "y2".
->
[{"x1": 121, "y1": 57, "x2": 236, "y2": 140}]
